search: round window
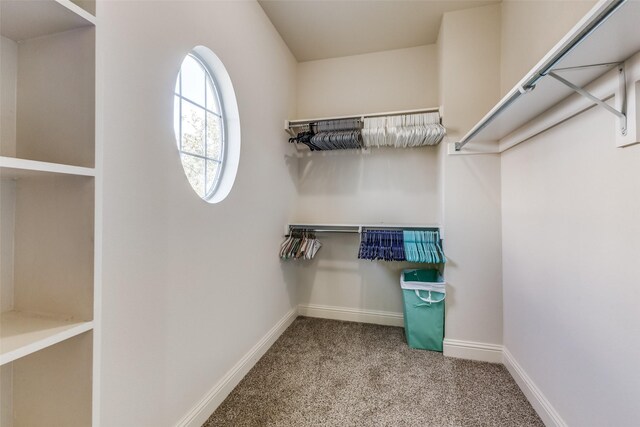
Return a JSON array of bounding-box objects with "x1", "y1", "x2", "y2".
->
[{"x1": 174, "y1": 47, "x2": 240, "y2": 203}]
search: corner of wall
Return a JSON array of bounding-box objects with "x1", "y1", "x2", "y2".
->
[{"x1": 438, "y1": 2, "x2": 504, "y2": 348}]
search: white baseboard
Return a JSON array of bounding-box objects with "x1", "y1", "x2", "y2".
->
[
  {"x1": 443, "y1": 338, "x2": 503, "y2": 363},
  {"x1": 297, "y1": 303, "x2": 404, "y2": 327},
  {"x1": 503, "y1": 348, "x2": 567, "y2": 427},
  {"x1": 175, "y1": 307, "x2": 298, "y2": 427}
]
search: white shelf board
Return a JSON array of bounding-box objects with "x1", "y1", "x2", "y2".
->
[
  {"x1": 1, "y1": 0, "x2": 95, "y2": 42},
  {"x1": 287, "y1": 106, "x2": 441, "y2": 127},
  {"x1": 287, "y1": 222, "x2": 444, "y2": 237},
  {"x1": 0, "y1": 157, "x2": 95, "y2": 179},
  {"x1": 458, "y1": 0, "x2": 640, "y2": 149},
  {"x1": 0, "y1": 311, "x2": 93, "y2": 365},
  {"x1": 288, "y1": 222, "x2": 442, "y2": 229}
]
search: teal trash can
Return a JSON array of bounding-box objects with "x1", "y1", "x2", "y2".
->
[{"x1": 401, "y1": 269, "x2": 446, "y2": 352}]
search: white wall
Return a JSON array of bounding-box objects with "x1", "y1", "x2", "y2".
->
[
  {"x1": 500, "y1": 1, "x2": 640, "y2": 424},
  {"x1": 99, "y1": 1, "x2": 298, "y2": 425},
  {"x1": 293, "y1": 46, "x2": 441, "y2": 317},
  {"x1": 438, "y1": 5, "x2": 504, "y2": 349},
  {"x1": 502, "y1": 104, "x2": 640, "y2": 426},
  {"x1": 500, "y1": 0, "x2": 597, "y2": 96},
  {"x1": 297, "y1": 45, "x2": 438, "y2": 118}
]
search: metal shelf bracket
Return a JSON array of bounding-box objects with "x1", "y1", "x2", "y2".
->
[{"x1": 548, "y1": 63, "x2": 627, "y2": 135}]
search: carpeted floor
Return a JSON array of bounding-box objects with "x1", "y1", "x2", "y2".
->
[{"x1": 204, "y1": 317, "x2": 543, "y2": 426}]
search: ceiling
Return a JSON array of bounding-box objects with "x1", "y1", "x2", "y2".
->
[{"x1": 259, "y1": 0, "x2": 500, "y2": 62}]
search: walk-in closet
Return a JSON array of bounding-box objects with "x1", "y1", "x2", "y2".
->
[{"x1": 1, "y1": 0, "x2": 639, "y2": 426}]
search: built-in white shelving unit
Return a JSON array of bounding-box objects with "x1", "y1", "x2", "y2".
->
[
  {"x1": 455, "y1": 0, "x2": 640, "y2": 153},
  {"x1": 0, "y1": 0, "x2": 98, "y2": 425}
]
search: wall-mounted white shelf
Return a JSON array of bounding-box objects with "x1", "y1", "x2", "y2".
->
[
  {"x1": 0, "y1": 311, "x2": 93, "y2": 366},
  {"x1": 286, "y1": 107, "x2": 442, "y2": 132},
  {"x1": 287, "y1": 223, "x2": 444, "y2": 237},
  {"x1": 455, "y1": 0, "x2": 640, "y2": 153},
  {"x1": 0, "y1": 157, "x2": 95, "y2": 179},
  {"x1": 0, "y1": 0, "x2": 95, "y2": 42}
]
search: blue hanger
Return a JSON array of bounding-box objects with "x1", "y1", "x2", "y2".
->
[{"x1": 417, "y1": 231, "x2": 427, "y2": 263}]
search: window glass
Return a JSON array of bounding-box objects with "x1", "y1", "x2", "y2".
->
[{"x1": 174, "y1": 52, "x2": 225, "y2": 199}]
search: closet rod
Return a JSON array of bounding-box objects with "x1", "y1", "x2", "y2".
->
[
  {"x1": 289, "y1": 229, "x2": 358, "y2": 234},
  {"x1": 455, "y1": 0, "x2": 627, "y2": 151},
  {"x1": 287, "y1": 224, "x2": 442, "y2": 235},
  {"x1": 287, "y1": 107, "x2": 441, "y2": 129},
  {"x1": 287, "y1": 225, "x2": 359, "y2": 235}
]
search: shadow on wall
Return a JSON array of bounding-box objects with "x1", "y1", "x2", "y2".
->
[
  {"x1": 284, "y1": 143, "x2": 444, "y2": 313},
  {"x1": 294, "y1": 233, "x2": 445, "y2": 314},
  {"x1": 285, "y1": 147, "x2": 440, "y2": 196},
  {"x1": 279, "y1": 259, "x2": 301, "y2": 312}
]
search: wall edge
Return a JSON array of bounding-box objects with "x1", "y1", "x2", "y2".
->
[
  {"x1": 503, "y1": 347, "x2": 568, "y2": 427},
  {"x1": 175, "y1": 307, "x2": 298, "y2": 427}
]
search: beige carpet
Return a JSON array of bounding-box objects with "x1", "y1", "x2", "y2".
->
[{"x1": 204, "y1": 317, "x2": 543, "y2": 426}]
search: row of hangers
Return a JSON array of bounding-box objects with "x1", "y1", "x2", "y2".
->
[
  {"x1": 362, "y1": 112, "x2": 445, "y2": 148},
  {"x1": 288, "y1": 112, "x2": 445, "y2": 151},
  {"x1": 358, "y1": 229, "x2": 446, "y2": 264},
  {"x1": 289, "y1": 118, "x2": 362, "y2": 151},
  {"x1": 279, "y1": 227, "x2": 445, "y2": 264},
  {"x1": 279, "y1": 230, "x2": 322, "y2": 260},
  {"x1": 310, "y1": 129, "x2": 362, "y2": 150},
  {"x1": 358, "y1": 230, "x2": 405, "y2": 261},
  {"x1": 403, "y1": 230, "x2": 446, "y2": 264}
]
